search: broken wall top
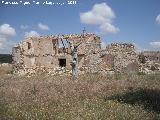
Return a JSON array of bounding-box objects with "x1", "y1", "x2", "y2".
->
[
  {"x1": 14, "y1": 33, "x2": 101, "y2": 49},
  {"x1": 106, "y1": 43, "x2": 135, "y2": 52},
  {"x1": 141, "y1": 51, "x2": 160, "y2": 57}
]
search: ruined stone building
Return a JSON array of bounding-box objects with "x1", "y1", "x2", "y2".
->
[
  {"x1": 12, "y1": 33, "x2": 101, "y2": 75},
  {"x1": 139, "y1": 51, "x2": 160, "y2": 63},
  {"x1": 13, "y1": 32, "x2": 159, "y2": 76},
  {"x1": 139, "y1": 51, "x2": 160, "y2": 72}
]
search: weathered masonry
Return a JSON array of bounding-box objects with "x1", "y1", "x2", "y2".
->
[
  {"x1": 139, "y1": 51, "x2": 160, "y2": 73},
  {"x1": 12, "y1": 33, "x2": 101, "y2": 75},
  {"x1": 139, "y1": 51, "x2": 160, "y2": 63},
  {"x1": 105, "y1": 43, "x2": 138, "y2": 72},
  {"x1": 14, "y1": 32, "x2": 158, "y2": 76}
]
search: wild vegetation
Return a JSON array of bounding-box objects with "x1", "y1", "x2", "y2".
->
[
  {"x1": 0, "y1": 71, "x2": 160, "y2": 120},
  {"x1": 0, "y1": 54, "x2": 12, "y2": 64}
]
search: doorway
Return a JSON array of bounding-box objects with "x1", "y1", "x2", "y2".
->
[{"x1": 58, "y1": 58, "x2": 66, "y2": 67}]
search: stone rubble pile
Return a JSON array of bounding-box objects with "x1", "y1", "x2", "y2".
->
[{"x1": 139, "y1": 51, "x2": 160, "y2": 74}]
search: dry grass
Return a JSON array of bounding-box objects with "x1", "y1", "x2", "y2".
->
[
  {"x1": 0, "y1": 65, "x2": 12, "y2": 75},
  {"x1": 0, "y1": 73, "x2": 160, "y2": 120}
]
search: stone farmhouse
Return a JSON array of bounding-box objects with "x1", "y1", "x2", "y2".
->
[{"x1": 12, "y1": 32, "x2": 159, "y2": 76}]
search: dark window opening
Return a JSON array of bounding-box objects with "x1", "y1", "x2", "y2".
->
[
  {"x1": 59, "y1": 58, "x2": 66, "y2": 67},
  {"x1": 27, "y1": 42, "x2": 31, "y2": 49}
]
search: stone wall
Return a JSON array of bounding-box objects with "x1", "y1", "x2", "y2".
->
[
  {"x1": 139, "y1": 51, "x2": 160, "y2": 73},
  {"x1": 77, "y1": 43, "x2": 138, "y2": 74},
  {"x1": 139, "y1": 51, "x2": 160, "y2": 63},
  {"x1": 106, "y1": 43, "x2": 138, "y2": 72}
]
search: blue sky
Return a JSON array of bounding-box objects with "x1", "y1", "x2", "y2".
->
[{"x1": 0, "y1": 0, "x2": 160, "y2": 53}]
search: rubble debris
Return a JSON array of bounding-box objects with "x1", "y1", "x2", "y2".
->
[{"x1": 139, "y1": 51, "x2": 160, "y2": 74}]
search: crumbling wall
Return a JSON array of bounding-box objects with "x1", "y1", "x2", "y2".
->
[
  {"x1": 106, "y1": 43, "x2": 138, "y2": 72},
  {"x1": 77, "y1": 35, "x2": 102, "y2": 73},
  {"x1": 139, "y1": 51, "x2": 160, "y2": 63},
  {"x1": 77, "y1": 43, "x2": 138, "y2": 74},
  {"x1": 139, "y1": 51, "x2": 160, "y2": 73}
]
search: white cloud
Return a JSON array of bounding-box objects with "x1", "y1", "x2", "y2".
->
[
  {"x1": 0, "y1": 42, "x2": 3, "y2": 48},
  {"x1": 156, "y1": 14, "x2": 160, "y2": 25},
  {"x1": 100, "y1": 22, "x2": 119, "y2": 33},
  {"x1": 0, "y1": 24, "x2": 16, "y2": 36},
  {"x1": 150, "y1": 42, "x2": 160, "y2": 49},
  {"x1": 0, "y1": 35, "x2": 7, "y2": 50},
  {"x1": 24, "y1": 30, "x2": 40, "y2": 38},
  {"x1": 0, "y1": 24, "x2": 16, "y2": 53},
  {"x1": 20, "y1": 25, "x2": 29, "y2": 30},
  {"x1": 38, "y1": 23, "x2": 49, "y2": 31},
  {"x1": 80, "y1": 2, "x2": 119, "y2": 33}
]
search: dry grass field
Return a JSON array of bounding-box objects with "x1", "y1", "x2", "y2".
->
[{"x1": 0, "y1": 70, "x2": 160, "y2": 119}]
